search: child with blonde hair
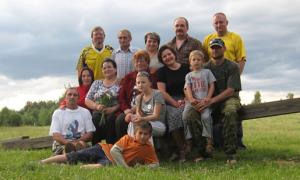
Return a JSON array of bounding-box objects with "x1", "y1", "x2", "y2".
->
[{"x1": 183, "y1": 50, "x2": 216, "y2": 162}]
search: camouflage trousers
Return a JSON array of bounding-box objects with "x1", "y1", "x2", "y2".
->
[
  {"x1": 184, "y1": 97, "x2": 241, "y2": 155},
  {"x1": 212, "y1": 97, "x2": 241, "y2": 155}
]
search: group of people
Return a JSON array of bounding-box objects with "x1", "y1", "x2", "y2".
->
[{"x1": 41, "y1": 12, "x2": 246, "y2": 167}]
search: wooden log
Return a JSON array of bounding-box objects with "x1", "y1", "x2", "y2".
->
[
  {"x1": 240, "y1": 98, "x2": 300, "y2": 120},
  {"x1": 1, "y1": 136, "x2": 53, "y2": 150},
  {"x1": 0, "y1": 136, "x2": 29, "y2": 143}
]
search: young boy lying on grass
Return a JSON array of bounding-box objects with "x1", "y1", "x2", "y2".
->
[{"x1": 41, "y1": 121, "x2": 159, "y2": 168}]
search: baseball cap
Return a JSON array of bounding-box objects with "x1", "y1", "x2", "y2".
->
[{"x1": 209, "y1": 38, "x2": 225, "y2": 48}]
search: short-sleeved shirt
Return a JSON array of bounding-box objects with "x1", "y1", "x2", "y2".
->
[
  {"x1": 112, "y1": 47, "x2": 138, "y2": 79},
  {"x1": 86, "y1": 80, "x2": 120, "y2": 106},
  {"x1": 167, "y1": 36, "x2": 205, "y2": 64},
  {"x1": 204, "y1": 59, "x2": 241, "y2": 98},
  {"x1": 49, "y1": 107, "x2": 96, "y2": 139},
  {"x1": 135, "y1": 90, "x2": 166, "y2": 124},
  {"x1": 185, "y1": 69, "x2": 216, "y2": 99},
  {"x1": 76, "y1": 44, "x2": 113, "y2": 80},
  {"x1": 203, "y1": 32, "x2": 246, "y2": 63},
  {"x1": 100, "y1": 135, "x2": 159, "y2": 166},
  {"x1": 157, "y1": 64, "x2": 190, "y2": 97}
]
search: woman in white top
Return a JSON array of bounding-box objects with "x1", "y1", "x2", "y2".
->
[{"x1": 144, "y1": 32, "x2": 164, "y2": 73}]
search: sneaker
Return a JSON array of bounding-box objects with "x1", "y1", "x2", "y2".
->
[
  {"x1": 237, "y1": 142, "x2": 247, "y2": 150},
  {"x1": 64, "y1": 142, "x2": 76, "y2": 154},
  {"x1": 194, "y1": 156, "x2": 204, "y2": 163},
  {"x1": 178, "y1": 150, "x2": 186, "y2": 163},
  {"x1": 226, "y1": 154, "x2": 237, "y2": 164},
  {"x1": 169, "y1": 153, "x2": 178, "y2": 161}
]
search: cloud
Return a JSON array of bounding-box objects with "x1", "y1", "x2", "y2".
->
[
  {"x1": 0, "y1": 0, "x2": 299, "y2": 110},
  {"x1": 0, "y1": 74, "x2": 77, "y2": 110}
]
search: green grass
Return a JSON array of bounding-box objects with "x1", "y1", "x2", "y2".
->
[{"x1": 0, "y1": 113, "x2": 299, "y2": 179}]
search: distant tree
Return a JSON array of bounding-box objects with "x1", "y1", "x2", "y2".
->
[
  {"x1": 251, "y1": 91, "x2": 262, "y2": 104},
  {"x1": 0, "y1": 107, "x2": 22, "y2": 126},
  {"x1": 286, "y1": 93, "x2": 294, "y2": 99}
]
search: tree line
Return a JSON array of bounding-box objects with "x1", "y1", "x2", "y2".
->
[
  {"x1": 0, "y1": 92, "x2": 296, "y2": 126},
  {"x1": 0, "y1": 101, "x2": 58, "y2": 126}
]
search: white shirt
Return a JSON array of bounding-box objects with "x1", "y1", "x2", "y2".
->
[{"x1": 49, "y1": 107, "x2": 95, "y2": 140}]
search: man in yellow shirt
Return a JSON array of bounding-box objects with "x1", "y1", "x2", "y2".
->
[
  {"x1": 203, "y1": 13, "x2": 246, "y2": 74},
  {"x1": 76, "y1": 26, "x2": 113, "y2": 80}
]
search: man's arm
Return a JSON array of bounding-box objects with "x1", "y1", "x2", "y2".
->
[
  {"x1": 238, "y1": 60, "x2": 245, "y2": 74},
  {"x1": 52, "y1": 133, "x2": 69, "y2": 145},
  {"x1": 110, "y1": 144, "x2": 129, "y2": 168},
  {"x1": 78, "y1": 132, "x2": 93, "y2": 142}
]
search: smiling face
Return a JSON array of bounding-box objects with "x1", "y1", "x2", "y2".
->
[
  {"x1": 146, "y1": 37, "x2": 159, "y2": 53},
  {"x1": 102, "y1": 61, "x2": 117, "y2": 78},
  {"x1": 161, "y1": 48, "x2": 176, "y2": 66},
  {"x1": 81, "y1": 69, "x2": 92, "y2": 86}
]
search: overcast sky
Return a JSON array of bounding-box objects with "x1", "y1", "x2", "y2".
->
[{"x1": 1, "y1": 0, "x2": 299, "y2": 110}]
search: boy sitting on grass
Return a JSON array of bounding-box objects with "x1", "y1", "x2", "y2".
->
[{"x1": 41, "y1": 121, "x2": 159, "y2": 168}]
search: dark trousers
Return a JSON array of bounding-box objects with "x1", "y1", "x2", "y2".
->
[
  {"x1": 92, "y1": 112, "x2": 116, "y2": 145},
  {"x1": 115, "y1": 112, "x2": 129, "y2": 141}
]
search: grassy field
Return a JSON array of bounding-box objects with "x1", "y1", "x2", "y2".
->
[{"x1": 0, "y1": 113, "x2": 299, "y2": 179}]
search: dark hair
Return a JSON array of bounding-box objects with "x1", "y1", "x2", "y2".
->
[
  {"x1": 157, "y1": 45, "x2": 178, "y2": 64},
  {"x1": 144, "y1": 32, "x2": 160, "y2": 47},
  {"x1": 101, "y1": 57, "x2": 117, "y2": 69},
  {"x1": 78, "y1": 67, "x2": 94, "y2": 85},
  {"x1": 134, "y1": 121, "x2": 152, "y2": 134}
]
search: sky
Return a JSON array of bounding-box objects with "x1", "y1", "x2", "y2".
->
[{"x1": 1, "y1": 0, "x2": 300, "y2": 110}]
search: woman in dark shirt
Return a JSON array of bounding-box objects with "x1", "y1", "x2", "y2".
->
[{"x1": 157, "y1": 45, "x2": 190, "y2": 162}]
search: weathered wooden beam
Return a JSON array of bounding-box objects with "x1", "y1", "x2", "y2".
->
[
  {"x1": 0, "y1": 136, "x2": 53, "y2": 150},
  {"x1": 240, "y1": 98, "x2": 300, "y2": 120},
  {"x1": 0, "y1": 136, "x2": 29, "y2": 144}
]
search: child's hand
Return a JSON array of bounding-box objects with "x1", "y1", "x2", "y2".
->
[
  {"x1": 132, "y1": 115, "x2": 142, "y2": 123},
  {"x1": 125, "y1": 113, "x2": 133, "y2": 123}
]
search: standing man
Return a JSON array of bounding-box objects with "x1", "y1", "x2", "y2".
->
[
  {"x1": 186, "y1": 38, "x2": 241, "y2": 164},
  {"x1": 203, "y1": 12, "x2": 246, "y2": 74},
  {"x1": 167, "y1": 17, "x2": 207, "y2": 64},
  {"x1": 112, "y1": 29, "x2": 138, "y2": 79},
  {"x1": 76, "y1": 26, "x2": 113, "y2": 80},
  {"x1": 49, "y1": 87, "x2": 96, "y2": 155}
]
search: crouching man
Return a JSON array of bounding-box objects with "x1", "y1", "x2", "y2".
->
[
  {"x1": 41, "y1": 121, "x2": 159, "y2": 168},
  {"x1": 50, "y1": 87, "x2": 95, "y2": 155}
]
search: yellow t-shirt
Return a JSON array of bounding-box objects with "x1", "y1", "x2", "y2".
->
[
  {"x1": 203, "y1": 32, "x2": 246, "y2": 62},
  {"x1": 76, "y1": 44, "x2": 113, "y2": 80}
]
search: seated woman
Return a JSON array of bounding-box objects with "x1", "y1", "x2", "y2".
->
[
  {"x1": 157, "y1": 45, "x2": 191, "y2": 162},
  {"x1": 116, "y1": 50, "x2": 158, "y2": 140},
  {"x1": 85, "y1": 58, "x2": 120, "y2": 145},
  {"x1": 144, "y1": 32, "x2": 163, "y2": 73},
  {"x1": 126, "y1": 71, "x2": 166, "y2": 139},
  {"x1": 60, "y1": 67, "x2": 94, "y2": 110}
]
